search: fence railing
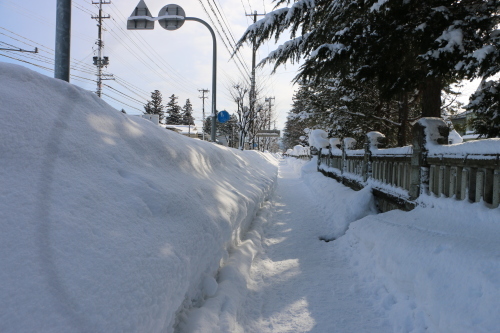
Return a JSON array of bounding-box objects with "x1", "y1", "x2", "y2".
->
[
  {"x1": 316, "y1": 118, "x2": 500, "y2": 210},
  {"x1": 285, "y1": 154, "x2": 311, "y2": 160}
]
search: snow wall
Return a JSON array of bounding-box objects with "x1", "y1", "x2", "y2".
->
[{"x1": 0, "y1": 63, "x2": 278, "y2": 333}]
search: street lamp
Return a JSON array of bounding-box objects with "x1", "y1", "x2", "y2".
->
[{"x1": 127, "y1": 1, "x2": 217, "y2": 142}]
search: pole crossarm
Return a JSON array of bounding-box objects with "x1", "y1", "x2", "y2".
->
[{"x1": 0, "y1": 47, "x2": 38, "y2": 53}]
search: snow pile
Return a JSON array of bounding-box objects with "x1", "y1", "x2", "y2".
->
[
  {"x1": 300, "y1": 159, "x2": 378, "y2": 240},
  {"x1": 337, "y1": 200, "x2": 500, "y2": 332},
  {"x1": 0, "y1": 63, "x2": 278, "y2": 333},
  {"x1": 448, "y1": 129, "x2": 463, "y2": 144},
  {"x1": 292, "y1": 144, "x2": 308, "y2": 156}
]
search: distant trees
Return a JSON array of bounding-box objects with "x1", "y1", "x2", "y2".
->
[
  {"x1": 144, "y1": 90, "x2": 165, "y2": 123},
  {"x1": 181, "y1": 99, "x2": 195, "y2": 125},
  {"x1": 143, "y1": 92, "x2": 202, "y2": 130},
  {"x1": 165, "y1": 94, "x2": 182, "y2": 125}
]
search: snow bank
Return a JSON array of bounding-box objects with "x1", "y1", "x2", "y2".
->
[
  {"x1": 336, "y1": 199, "x2": 500, "y2": 332},
  {"x1": 298, "y1": 154, "x2": 500, "y2": 332},
  {"x1": 300, "y1": 158, "x2": 378, "y2": 240},
  {"x1": 0, "y1": 63, "x2": 278, "y2": 333}
]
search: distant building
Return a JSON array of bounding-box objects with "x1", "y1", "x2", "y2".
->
[
  {"x1": 164, "y1": 124, "x2": 200, "y2": 139},
  {"x1": 449, "y1": 111, "x2": 480, "y2": 141},
  {"x1": 141, "y1": 114, "x2": 159, "y2": 125}
]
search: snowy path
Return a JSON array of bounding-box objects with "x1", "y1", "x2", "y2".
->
[{"x1": 236, "y1": 159, "x2": 390, "y2": 332}]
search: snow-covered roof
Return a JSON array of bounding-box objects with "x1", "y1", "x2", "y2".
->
[{"x1": 164, "y1": 124, "x2": 199, "y2": 134}]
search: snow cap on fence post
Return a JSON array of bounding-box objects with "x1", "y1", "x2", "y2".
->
[
  {"x1": 366, "y1": 131, "x2": 387, "y2": 148},
  {"x1": 309, "y1": 129, "x2": 330, "y2": 150},
  {"x1": 329, "y1": 138, "x2": 341, "y2": 150},
  {"x1": 416, "y1": 117, "x2": 450, "y2": 147},
  {"x1": 343, "y1": 138, "x2": 357, "y2": 149}
]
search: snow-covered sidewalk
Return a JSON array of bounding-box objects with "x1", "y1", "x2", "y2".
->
[
  {"x1": 179, "y1": 157, "x2": 500, "y2": 333},
  {"x1": 177, "y1": 158, "x2": 390, "y2": 332},
  {"x1": 236, "y1": 158, "x2": 391, "y2": 332}
]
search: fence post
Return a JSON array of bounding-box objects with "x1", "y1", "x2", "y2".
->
[
  {"x1": 317, "y1": 148, "x2": 322, "y2": 170},
  {"x1": 341, "y1": 141, "x2": 346, "y2": 175},
  {"x1": 342, "y1": 138, "x2": 357, "y2": 175},
  {"x1": 409, "y1": 118, "x2": 449, "y2": 200},
  {"x1": 364, "y1": 132, "x2": 387, "y2": 182},
  {"x1": 363, "y1": 139, "x2": 371, "y2": 182}
]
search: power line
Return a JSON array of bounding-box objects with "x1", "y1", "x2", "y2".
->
[
  {"x1": 197, "y1": 0, "x2": 251, "y2": 84},
  {"x1": 107, "y1": 2, "x2": 198, "y2": 89},
  {"x1": 104, "y1": 2, "x2": 199, "y2": 93},
  {"x1": 102, "y1": 93, "x2": 143, "y2": 112},
  {"x1": 103, "y1": 84, "x2": 146, "y2": 105},
  {"x1": 205, "y1": 0, "x2": 251, "y2": 75}
]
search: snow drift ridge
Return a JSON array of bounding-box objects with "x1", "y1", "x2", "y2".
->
[{"x1": 0, "y1": 63, "x2": 278, "y2": 333}]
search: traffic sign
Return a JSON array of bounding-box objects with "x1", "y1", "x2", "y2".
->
[
  {"x1": 158, "y1": 4, "x2": 186, "y2": 31},
  {"x1": 217, "y1": 110, "x2": 230, "y2": 123},
  {"x1": 127, "y1": 0, "x2": 154, "y2": 30},
  {"x1": 256, "y1": 129, "x2": 280, "y2": 137}
]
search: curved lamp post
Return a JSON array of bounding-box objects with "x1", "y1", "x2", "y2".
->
[{"x1": 128, "y1": 1, "x2": 217, "y2": 142}]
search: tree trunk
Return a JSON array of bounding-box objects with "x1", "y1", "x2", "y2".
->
[
  {"x1": 397, "y1": 92, "x2": 409, "y2": 146},
  {"x1": 421, "y1": 76, "x2": 442, "y2": 118}
]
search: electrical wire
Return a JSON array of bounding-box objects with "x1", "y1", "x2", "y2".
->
[{"x1": 197, "y1": 0, "x2": 250, "y2": 85}]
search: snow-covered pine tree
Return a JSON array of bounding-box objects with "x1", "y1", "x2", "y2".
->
[
  {"x1": 165, "y1": 94, "x2": 182, "y2": 125},
  {"x1": 181, "y1": 99, "x2": 195, "y2": 125},
  {"x1": 237, "y1": 0, "x2": 500, "y2": 121},
  {"x1": 467, "y1": 80, "x2": 500, "y2": 138},
  {"x1": 218, "y1": 114, "x2": 238, "y2": 147},
  {"x1": 144, "y1": 90, "x2": 165, "y2": 123}
]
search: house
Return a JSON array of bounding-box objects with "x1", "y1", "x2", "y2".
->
[{"x1": 449, "y1": 110, "x2": 480, "y2": 141}]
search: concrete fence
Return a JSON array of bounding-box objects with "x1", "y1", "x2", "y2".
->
[
  {"x1": 284, "y1": 145, "x2": 311, "y2": 160},
  {"x1": 316, "y1": 118, "x2": 500, "y2": 212}
]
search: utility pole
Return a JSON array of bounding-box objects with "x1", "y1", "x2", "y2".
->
[
  {"x1": 92, "y1": 0, "x2": 113, "y2": 97},
  {"x1": 264, "y1": 97, "x2": 275, "y2": 151},
  {"x1": 55, "y1": 0, "x2": 71, "y2": 82},
  {"x1": 199, "y1": 88, "x2": 209, "y2": 141},
  {"x1": 265, "y1": 97, "x2": 275, "y2": 130},
  {"x1": 245, "y1": 10, "x2": 265, "y2": 149}
]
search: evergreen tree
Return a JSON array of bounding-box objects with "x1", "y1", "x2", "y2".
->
[
  {"x1": 218, "y1": 114, "x2": 238, "y2": 147},
  {"x1": 181, "y1": 99, "x2": 195, "y2": 125},
  {"x1": 203, "y1": 116, "x2": 211, "y2": 140},
  {"x1": 165, "y1": 94, "x2": 182, "y2": 125},
  {"x1": 237, "y1": 0, "x2": 500, "y2": 120},
  {"x1": 144, "y1": 90, "x2": 165, "y2": 123},
  {"x1": 468, "y1": 80, "x2": 500, "y2": 138}
]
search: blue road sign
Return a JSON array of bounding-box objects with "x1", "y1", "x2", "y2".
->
[{"x1": 217, "y1": 110, "x2": 230, "y2": 123}]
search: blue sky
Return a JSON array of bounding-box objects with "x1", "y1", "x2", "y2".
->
[{"x1": 0, "y1": 0, "x2": 300, "y2": 130}]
